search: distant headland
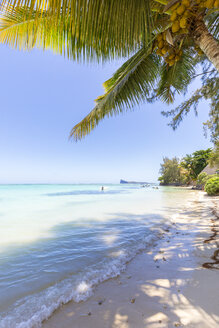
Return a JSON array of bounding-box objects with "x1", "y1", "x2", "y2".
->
[{"x1": 120, "y1": 179, "x2": 149, "y2": 184}]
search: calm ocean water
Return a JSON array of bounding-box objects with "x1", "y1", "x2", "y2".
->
[{"x1": 0, "y1": 184, "x2": 195, "y2": 328}]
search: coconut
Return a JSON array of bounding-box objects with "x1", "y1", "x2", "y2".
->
[
  {"x1": 170, "y1": 3, "x2": 180, "y2": 11},
  {"x1": 156, "y1": 49, "x2": 163, "y2": 56},
  {"x1": 172, "y1": 21, "x2": 180, "y2": 33},
  {"x1": 214, "y1": 0, "x2": 219, "y2": 7},
  {"x1": 158, "y1": 40, "x2": 164, "y2": 48},
  {"x1": 169, "y1": 60, "x2": 175, "y2": 66},
  {"x1": 180, "y1": 17, "x2": 187, "y2": 28},
  {"x1": 179, "y1": 27, "x2": 189, "y2": 34},
  {"x1": 177, "y1": 5, "x2": 186, "y2": 15},
  {"x1": 183, "y1": 10, "x2": 191, "y2": 18},
  {"x1": 168, "y1": 53, "x2": 175, "y2": 60},
  {"x1": 161, "y1": 46, "x2": 168, "y2": 55},
  {"x1": 205, "y1": 0, "x2": 214, "y2": 7},
  {"x1": 170, "y1": 11, "x2": 177, "y2": 21},
  {"x1": 157, "y1": 34, "x2": 163, "y2": 41},
  {"x1": 182, "y1": 0, "x2": 190, "y2": 7}
]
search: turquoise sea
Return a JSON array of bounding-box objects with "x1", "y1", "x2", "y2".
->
[{"x1": 0, "y1": 184, "x2": 195, "y2": 328}]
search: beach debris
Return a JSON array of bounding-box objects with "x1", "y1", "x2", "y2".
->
[
  {"x1": 167, "y1": 240, "x2": 170, "y2": 243},
  {"x1": 174, "y1": 322, "x2": 183, "y2": 327},
  {"x1": 80, "y1": 312, "x2": 92, "y2": 316},
  {"x1": 163, "y1": 304, "x2": 168, "y2": 309},
  {"x1": 154, "y1": 258, "x2": 158, "y2": 262},
  {"x1": 163, "y1": 257, "x2": 167, "y2": 261},
  {"x1": 164, "y1": 229, "x2": 170, "y2": 232},
  {"x1": 98, "y1": 299, "x2": 105, "y2": 305},
  {"x1": 177, "y1": 289, "x2": 181, "y2": 292},
  {"x1": 159, "y1": 250, "x2": 164, "y2": 254},
  {"x1": 156, "y1": 265, "x2": 160, "y2": 268},
  {"x1": 130, "y1": 298, "x2": 135, "y2": 303},
  {"x1": 127, "y1": 275, "x2": 132, "y2": 279},
  {"x1": 159, "y1": 320, "x2": 162, "y2": 323}
]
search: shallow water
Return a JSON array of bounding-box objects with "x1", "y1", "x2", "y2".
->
[{"x1": 0, "y1": 184, "x2": 195, "y2": 328}]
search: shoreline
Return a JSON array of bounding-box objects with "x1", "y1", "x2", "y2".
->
[{"x1": 42, "y1": 191, "x2": 219, "y2": 328}]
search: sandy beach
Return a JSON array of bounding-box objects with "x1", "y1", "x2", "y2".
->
[{"x1": 42, "y1": 192, "x2": 219, "y2": 328}]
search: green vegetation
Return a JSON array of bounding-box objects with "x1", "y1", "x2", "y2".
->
[
  {"x1": 0, "y1": 0, "x2": 218, "y2": 140},
  {"x1": 158, "y1": 157, "x2": 183, "y2": 185},
  {"x1": 196, "y1": 172, "x2": 209, "y2": 186},
  {"x1": 205, "y1": 176, "x2": 219, "y2": 195},
  {"x1": 196, "y1": 172, "x2": 217, "y2": 187},
  {"x1": 180, "y1": 149, "x2": 212, "y2": 180},
  {"x1": 209, "y1": 141, "x2": 219, "y2": 168},
  {"x1": 158, "y1": 148, "x2": 219, "y2": 187}
]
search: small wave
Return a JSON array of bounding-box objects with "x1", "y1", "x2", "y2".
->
[
  {"x1": 45, "y1": 190, "x2": 127, "y2": 197},
  {"x1": 0, "y1": 225, "x2": 169, "y2": 328}
]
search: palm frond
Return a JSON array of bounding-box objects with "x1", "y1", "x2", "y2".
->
[
  {"x1": 156, "y1": 50, "x2": 196, "y2": 103},
  {"x1": 70, "y1": 48, "x2": 160, "y2": 140},
  {"x1": 0, "y1": 0, "x2": 155, "y2": 60},
  {"x1": 0, "y1": 6, "x2": 99, "y2": 60},
  {"x1": 205, "y1": 11, "x2": 219, "y2": 40},
  {"x1": 162, "y1": 76, "x2": 219, "y2": 142}
]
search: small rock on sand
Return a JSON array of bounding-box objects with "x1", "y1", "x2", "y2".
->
[
  {"x1": 98, "y1": 299, "x2": 105, "y2": 305},
  {"x1": 130, "y1": 298, "x2": 135, "y2": 303}
]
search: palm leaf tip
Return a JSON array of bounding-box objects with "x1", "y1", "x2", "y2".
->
[
  {"x1": 69, "y1": 111, "x2": 100, "y2": 141},
  {"x1": 69, "y1": 49, "x2": 160, "y2": 141}
]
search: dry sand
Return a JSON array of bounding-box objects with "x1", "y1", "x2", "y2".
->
[{"x1": 43, "y1": 192, "x2": 219, "y2": 328}]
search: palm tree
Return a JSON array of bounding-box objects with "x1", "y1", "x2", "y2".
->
[{"x1": 0, "y1": 0, "x2": 218, "y2": 140}]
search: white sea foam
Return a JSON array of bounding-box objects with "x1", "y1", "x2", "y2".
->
[{"x1": 0, "y1": 228, "x2": 168, "y2": 328}]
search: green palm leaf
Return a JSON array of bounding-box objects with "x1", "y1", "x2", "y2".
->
[
  {"x1": 0, "y1": 6, "x2": 124, "y2": 60},
  {"x1": 70, "y1": 47, "x2": 160, "y2": 140},
  {"x1": 156, "y1": 50, "x2": 196, "y2": 104},
  {"x1": 0, "y1": 0, "x2": 155, "y2": 59},
  {"x1": 205, "y1": 11, "x2": 219, "y2": 40}
]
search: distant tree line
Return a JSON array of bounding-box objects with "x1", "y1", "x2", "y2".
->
[{"x1": 158, "y1": 145, "x2": 219, "y2": 188}]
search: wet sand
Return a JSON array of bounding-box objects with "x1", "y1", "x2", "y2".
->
[{"x1": 43, "y1": 192, "x2": 219, "y2": 328}]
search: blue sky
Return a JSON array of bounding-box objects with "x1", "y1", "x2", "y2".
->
[{"x1": 0, "y1": 45, "x2": 212, "y2": 183}]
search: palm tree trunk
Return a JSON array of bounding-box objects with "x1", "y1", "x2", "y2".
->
[{"x1": 192, "y1": 18, "x2": 219, "y2": 72}]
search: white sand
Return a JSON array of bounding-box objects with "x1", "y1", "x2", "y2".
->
[{"x1": 43, "y1": 192, "x2": 219, "y2": 328}]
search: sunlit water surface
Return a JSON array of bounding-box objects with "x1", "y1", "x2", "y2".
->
[{"x1": 0, "y1": 184, "x2": 196, "y2": 328}]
